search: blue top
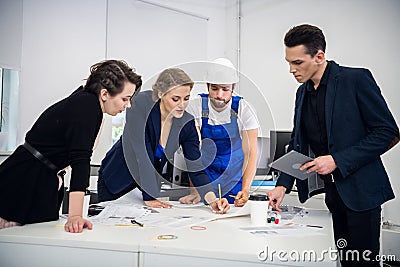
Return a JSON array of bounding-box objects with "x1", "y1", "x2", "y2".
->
[{"x1": 154, "y1": 144, "x2": 165, "y2": 160}]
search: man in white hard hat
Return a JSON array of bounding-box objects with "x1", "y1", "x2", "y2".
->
[{"x1": 181, "y1": 58, "x2": 259, "y2": 207}]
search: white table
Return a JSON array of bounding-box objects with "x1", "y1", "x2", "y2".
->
[{"x1": 0, "y1": 205, "x2": 337, "y2": 267}]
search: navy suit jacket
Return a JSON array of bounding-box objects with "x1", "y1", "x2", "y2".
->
[
  {"x1": 276, "y1": 61, "x2": 399, "y2": 211},
  {"x1": 100, "y1": 90, "x2": 212, "y2": 201}
]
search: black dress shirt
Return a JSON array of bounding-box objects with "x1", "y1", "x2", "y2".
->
[{"x1": 301, "y1": 61, "x2": 332, "y2": 157}]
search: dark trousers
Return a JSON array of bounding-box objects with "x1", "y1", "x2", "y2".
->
[{"x1": 324, "y1": 181, "x2": 381, "y2": 267}]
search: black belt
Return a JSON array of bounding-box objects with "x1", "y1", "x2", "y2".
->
[{"x1": 22, "y1": 142, "x2": 58, "y2": 171}]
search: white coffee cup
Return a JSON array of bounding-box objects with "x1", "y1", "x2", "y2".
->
[{"x1": 249, "y1": 194, "x2": 269, "y2": 226}]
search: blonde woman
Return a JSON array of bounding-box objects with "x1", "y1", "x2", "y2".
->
[{"x1": 98, "y1": 68, "x2": 229, "y2": 213}]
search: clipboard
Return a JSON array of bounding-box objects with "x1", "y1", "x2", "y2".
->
[{"x1": 269, "y1": 150, "x2": 314, "y2": 180}]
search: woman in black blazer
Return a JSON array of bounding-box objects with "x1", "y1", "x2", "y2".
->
[{"x1": 98, "y1": 68, "x2": 229, "y2": 213}]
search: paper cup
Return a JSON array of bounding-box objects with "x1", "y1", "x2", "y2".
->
[{"x1": 249, "y1": 194, "x2": 269, "y2": 226}]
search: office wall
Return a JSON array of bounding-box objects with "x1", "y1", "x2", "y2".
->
[
  {"x1": 237, "y1": 0, "x2": 400, "y2": 223},
  {"x1": 15, "y1": 0, "x2": 227, "y2": 163},
  {"x1": 106, "y1": 0, "x2": 227, "y2": 79},
  {"x1": 0, "y1": 0, "x2": 23, "y2": 69},
  {"x1": 18, "y1": 0, "x2": 107, "y2": 143}
]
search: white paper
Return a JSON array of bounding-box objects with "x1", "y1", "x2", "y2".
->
[
  {"x1": 240, "y1": 223, "x2": 324, "y2": 236},
  {"x1": 168, "y1": 200, "x2": 205, "y2": 208},
  {"x1": 90, "y1": 203, "x2": 150, "y2": 225}
]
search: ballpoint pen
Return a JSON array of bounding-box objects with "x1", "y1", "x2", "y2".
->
[
  {"x1": 131, "y1": 219, "x2": 144, "y2": 227},
  {"x1": 306, "y1": 224, "x2": 323, "y2": 228}
]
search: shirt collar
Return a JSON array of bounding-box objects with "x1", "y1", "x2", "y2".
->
[{"x1": 306, "y1": 61, "x2": 331, "y2": 92}]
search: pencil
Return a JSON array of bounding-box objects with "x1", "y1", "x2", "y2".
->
[
  {"x1": 218, "y1": 184, "x2": 222, "y2": 202},
  {"x1": 228, "y1": 194, "x2": 249, "y2": 201}
]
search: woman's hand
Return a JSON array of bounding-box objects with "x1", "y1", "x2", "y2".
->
[
  {"x1": 64, "y1": 215, "x2": 92, "y2": 233},
  {"x1": 179, "y1": 192, "x2": 201, "y2": 204},
  {"x1": 144, "y1": 199, "x2": 172, "y2": 208},
  {"x1": 210, "y1": 198, "x2": 230, "y2": 214}
]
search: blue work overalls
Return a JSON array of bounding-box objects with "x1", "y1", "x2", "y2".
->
[{"x1": 200, "y1": 94, "x2": 244, "y2": 204}]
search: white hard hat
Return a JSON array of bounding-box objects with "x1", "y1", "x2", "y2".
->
[{"x1": 204, "y1": 58, "x2": 239, "y2": 84}]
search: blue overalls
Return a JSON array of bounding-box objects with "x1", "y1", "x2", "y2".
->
[{"x1": 200, "y1": 94, "x2": 244, "y2": 204}]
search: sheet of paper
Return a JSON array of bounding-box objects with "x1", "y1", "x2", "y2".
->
[
  {"x1": 137, "y1": 213, "x2": 213, "y2": 228},
  {"x1": 168, "y1": 200, "x2": 205, "y2": 208},
  {"x1": 211, "y1": 202, "x2": 251, "y2": 220},
  {"x1": 94, "y1": 204, "x2": 149, "y2": 219},
  {"x1": 240, "y1": 223, "x2": 324, "y2": 236}
]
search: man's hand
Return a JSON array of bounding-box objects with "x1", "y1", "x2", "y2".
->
[
  {"x1": 300, "y1": 155, "x2": 337, "y2": 175},
  {"x1": 210, "y1": 198, "x2": 230, "y2": 214},
  {"x1": 233, "y1": 190, "x2": 249, "y2": 207},
  {"x1": 266, "y1": 186, "x2": 286, "y2": 212}
]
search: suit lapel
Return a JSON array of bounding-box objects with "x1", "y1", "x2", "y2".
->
[
  {"x1": 325, "y1": 61, "x2": 340, "y2": 141},
  {"x1": 295, "y1": 85, "x2": 306, "y2": 148},
  {"x1": 164, "y1": 117, "x2": 183, "y2": 159},
  {"x1": 150, "y1": 102, "x2": 161, "y2": 148}
]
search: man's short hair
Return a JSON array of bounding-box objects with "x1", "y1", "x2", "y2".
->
[{"x1": 284, "y1": 24, "x2": 326, "y2": 57}]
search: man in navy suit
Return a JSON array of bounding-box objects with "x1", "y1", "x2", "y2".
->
[{"x1": 267, "y1": 24, "x2": 399, "y2": 267}]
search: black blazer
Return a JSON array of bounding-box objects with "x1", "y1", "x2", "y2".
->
[
  {"x1": 276, "y1": 61, "x2": 399, "y2": 211},
  {"x1": 101, "y1": 90, "x2": 212, "y2": 201}
]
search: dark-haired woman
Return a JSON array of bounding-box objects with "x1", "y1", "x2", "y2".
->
[{"x1": 0, "y1": 60, "x2": 142, "y2": 233}]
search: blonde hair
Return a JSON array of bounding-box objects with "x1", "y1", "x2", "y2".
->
[{"x1": 152, "y1": 68, "x2": 194, "y2": 101}]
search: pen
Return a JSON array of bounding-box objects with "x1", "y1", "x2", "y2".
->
[
  {"x1": 306, "y1": 224, "x2": 323, "y2": 228},
  {"x1": 131, "y1": 219, "x2": 144, "y2": 227}
]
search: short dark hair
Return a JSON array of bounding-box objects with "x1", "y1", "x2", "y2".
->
[
  {"x1": 284, "y1": 24, "x2": 326, "y2": 57},
  {"x1": 84, "y1": 59, "x2": 142, "y2": 97}
]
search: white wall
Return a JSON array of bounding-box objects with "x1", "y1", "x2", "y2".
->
[
  {"x1": 15, "y1": 0, "x2": 227, "y2": 163},
  {"x1": 0, "y1": 0, "x2": 23, "y2": 69},
  {"x1": 237, "y1": 0, "x2": 400, "y2": 223},
  {"x1": 19, "y1": 0, "x2": 107, "y2": 144}
]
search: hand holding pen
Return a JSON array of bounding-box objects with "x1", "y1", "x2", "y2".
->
[
  {"x1": 229, "y1": 192, "x2": 249, "y2": 207},
  {"x1": 210, "y1": 198, "x2": 230, "y2": 214},
  {"x1": 204, "y1": 187, "x2": 230, "y2": 214}
]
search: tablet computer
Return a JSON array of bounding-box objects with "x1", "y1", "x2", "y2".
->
[{"x1": 269, "y1": 150, "x2": 314, "y2": 180}]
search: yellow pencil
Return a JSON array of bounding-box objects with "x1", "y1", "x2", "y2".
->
[
  {"x1": 228, "y1": 194, "x2": 249, "y2": 201},
  {"x1": 218, "y1": 183, "x2": 222, "y2": 202}
]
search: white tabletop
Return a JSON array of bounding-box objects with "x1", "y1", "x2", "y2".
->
[{"x1": 0, "y1": 204, "x2": 337, "y2": 267}]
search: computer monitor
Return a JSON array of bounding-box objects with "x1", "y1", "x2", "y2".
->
[
  {"x1": 269, "y1": 130, "x2": 292, "y2": 173},
  {"x1": 256, "y1": 136, "x2": 270, "y2": 175}
]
